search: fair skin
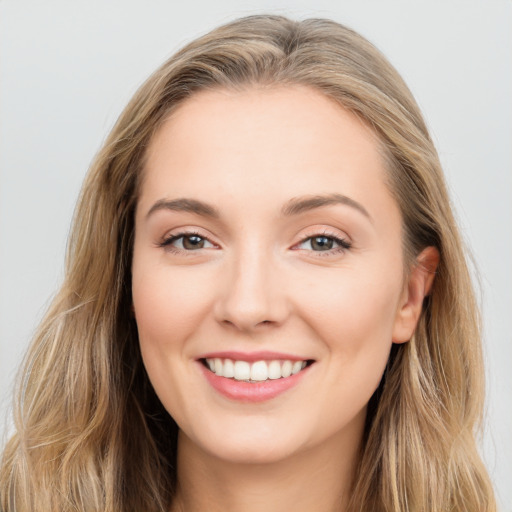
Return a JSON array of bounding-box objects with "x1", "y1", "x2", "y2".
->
[{"x1": 132, "y1": 86, "x2": 437, "y2": 512}]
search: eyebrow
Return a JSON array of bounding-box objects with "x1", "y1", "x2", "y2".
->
[
  {"x1": 146, "y1": 193, "x2": 371, "y2": 221},
  {"x1": 281, "y1": 193, "x2": 371, "y2": 220},
  {"x1": 146, "y1": 198, "x2": 220, "y2": 219}
]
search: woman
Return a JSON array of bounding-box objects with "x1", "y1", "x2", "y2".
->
[{"x1": 0, "y1": 14, "x2": 496, "y2": 511}]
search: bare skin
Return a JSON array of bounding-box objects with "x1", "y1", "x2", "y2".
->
[
  {"x1": 171, "y1": 426, "x2": 359, "y2": 512},
  {"x1": 132, "y1": 86, "x2": 438, "y2": 512}
]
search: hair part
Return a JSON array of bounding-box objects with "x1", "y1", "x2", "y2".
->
[{"x1": 1, "y1": 14, "x2": 495, "y2": 511}]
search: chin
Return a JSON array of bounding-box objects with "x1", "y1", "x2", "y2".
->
[
  {"x1": 184, "y1": 418, "x2": 308, "y2": 465},
  {"x1": 205, "y1": 438, "x2": 300, "y2": 465}
]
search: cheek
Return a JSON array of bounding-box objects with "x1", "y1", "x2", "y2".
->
[
  {"x1": 132, "y1": 261, "x2": 213, "y2": 348},
  {"x1": 294, "y1": 264, "x2": 402, "y2": 396},
  {"x1": 297, "y1": 263, "x2": 402, "y2": 346},
  {"x1": 131, "y1": 258, "x2": 217, "y2": 411},
  {"x1": 131, "y1": 261, "x2": 216, "y2": 422}
]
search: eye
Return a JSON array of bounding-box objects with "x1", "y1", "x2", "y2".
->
[
  {"x1": 159, "y1": 231, "x2": 216, "y2": 252},
  {"x1": 295, "y1": 233, "x2": 351, "y2": 254}
]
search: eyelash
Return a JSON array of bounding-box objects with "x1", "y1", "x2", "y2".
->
[
  {"x1": 158, "y1": 230, "x2": 352, "y2": 257},
  {"x1": 295, "y1": 230, "x2": 352, "y2": 256},
  {"x1": 159, "y1": 230, "x2": 212, "y2": 256}
]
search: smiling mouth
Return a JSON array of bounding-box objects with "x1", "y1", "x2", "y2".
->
[{"x1": 201, "y1": 358, "x2": 315, "y2": 383}]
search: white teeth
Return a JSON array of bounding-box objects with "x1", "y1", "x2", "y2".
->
[
  {"x1": 281, "y1": 360, "x2": 293, "y2": 378},
  {"x1": 250, "y1": 361, "x2": 268, "y2": 381},
  {"x1": 204, "y1": 358, "x2": 309, "y2": 381},
  {"x1": 223, "y1": 358, "x2": 234, "y2": 378},
  {"x1": 233, "y1": 360, "x2": 251, "y2": 381},
  {"x1": 291, "y1": 361, "x2": 302, "y2": 375},
  {"x1": 268, "y1": 360, "x2": 282, "y2": 380}
]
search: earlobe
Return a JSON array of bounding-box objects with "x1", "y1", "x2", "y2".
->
[{"x1": 392, "y1": 246, "x2": 440, "y2": 343}]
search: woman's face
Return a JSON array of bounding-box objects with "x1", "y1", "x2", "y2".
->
[{"x1": 132, "y1": 86, "x2": 423, "y2": 464}]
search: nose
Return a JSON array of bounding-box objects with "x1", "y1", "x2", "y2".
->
[{"x1": 213, "y1": 245, "x2": 290, "y2": 332}]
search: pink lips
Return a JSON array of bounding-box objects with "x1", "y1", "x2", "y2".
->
[
  {"x1": 199, "y1": 350, "x2": 307, "y2": 362},
  {"x1": 197, "y1": 351, "x2": 313, "y2": 403}
]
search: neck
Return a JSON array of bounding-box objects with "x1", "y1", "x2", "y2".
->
[{"x1": 171, "y1": 420, "x2": 363, "y2": 512}]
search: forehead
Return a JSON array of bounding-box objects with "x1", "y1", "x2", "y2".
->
[
  {"x1": 146, "y1": 85, "x2": 384, "y2": 168},
  {"x1": 140, "y1": 85, "x2": 397, "y2": 224}
]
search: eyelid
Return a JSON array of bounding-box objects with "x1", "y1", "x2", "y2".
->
[
  {"x1": 158, "y1": 228, "x2": 219, "y2": 252},
  {"x1": 157, "y1": 226, "x2": 352, "y2": 256},
  {"x1": 295, "y1": 226, "x2": 351, "y2": 244},
  {"x1": 291, "y1": 228, "x2": 352, "y2": 255}
]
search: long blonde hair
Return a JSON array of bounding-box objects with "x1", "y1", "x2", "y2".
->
[{"x1": 1, "y1": 15, "x2": 495, "y2": 511}]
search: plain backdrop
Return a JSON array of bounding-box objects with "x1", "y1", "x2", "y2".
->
[{"x1": 1, "y1": 0, "x2": 511, "y2": 509}]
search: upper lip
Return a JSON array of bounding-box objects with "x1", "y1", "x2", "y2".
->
[{"x1": 197, "y1": 350, "x2": 312, "y2": 362}]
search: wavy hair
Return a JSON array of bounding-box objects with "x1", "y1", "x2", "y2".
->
[{"x1": 1, "y1": 14, "x2": 495, "y2": 511}]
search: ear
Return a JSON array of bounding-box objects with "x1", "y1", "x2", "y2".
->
[{"x1": 392, "y1": 246, "x2": 439, "y2": 344}]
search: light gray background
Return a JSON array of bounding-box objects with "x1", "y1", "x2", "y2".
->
[{"x1": 1, "y1": 0, "x2": 511, "y2": 509}]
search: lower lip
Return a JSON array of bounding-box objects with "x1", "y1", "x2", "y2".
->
[{"x1": 198, "y1": 362, "x2": 312, "y2": 402}]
